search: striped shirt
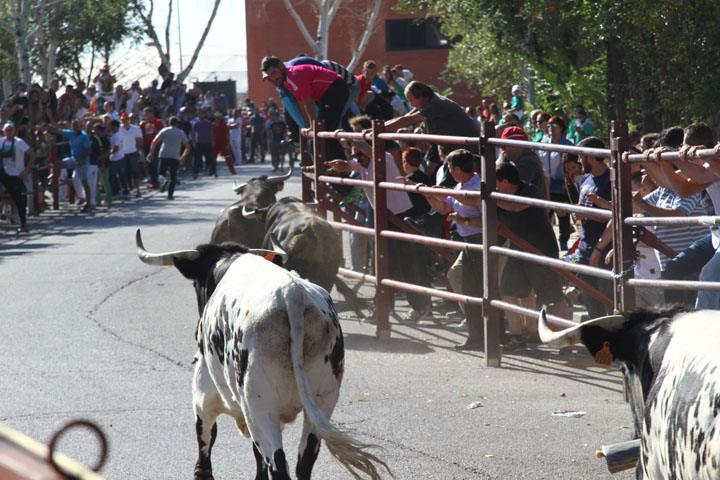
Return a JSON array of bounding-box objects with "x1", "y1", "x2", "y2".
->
[
  {"x1": 321, "y1": 60, "x2": 358, "y2": 87},
  {"x1": 644, "y1": 187, "x2": 710, "y2": 269}
]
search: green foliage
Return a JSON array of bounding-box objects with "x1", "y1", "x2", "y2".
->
[{"x1": 396, "y1": 0, "x2": 720, "y2": 134}]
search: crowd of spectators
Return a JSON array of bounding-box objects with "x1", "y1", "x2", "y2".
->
[
  {"x1": 259, "y1": 53, "x2": 720, "y2": 353},
  {"x1": 0, "y1": 64, "x2": 296, "y2": 233}
]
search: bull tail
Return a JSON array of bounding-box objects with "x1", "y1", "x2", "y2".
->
[{"x1": 285, "y1": 288, "x2": 392, "y2": 480}]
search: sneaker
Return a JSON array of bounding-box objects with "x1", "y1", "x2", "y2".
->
[
  {"x1": 167, "y1": 195, "x2": 175, "y2": 200},
  {"x1": 80, "y1": 204, "x2": 90, "y2": 213},
  {"x1": 16, "y1": 224, "x2": 29, "y2": 233},
  {"x1": 454, "y1": 339, "x2": 485, "y2": 351},
  {"x1": 400, "y1": 306, "x2": 433, "y2": 324},
  {"x1": 454, "y1": 319, "x2": 468, "y2": 330},
  {"x1": 160, "y1": 180, "x2": 169, "y2": 193},
  {"x1": 502, "y1": 336, "x2": 526, "y2": 352},
  {"x1": 148, "y1": 182, "x2": 159, "y2": 189}
]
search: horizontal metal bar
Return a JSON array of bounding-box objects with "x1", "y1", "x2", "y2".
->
[
  {"x1": 380, "y1": 278, "x2": 484, "y2": 305},
  {"x1": 487, "y1": 137, "x2": 611, "y2": 158},
  {"x1": 488, "y1": 246, "x2": 615, "y2": 280},
  {"x1": 338, "y1": 267, "x2": 376, "y2": 284},
  {"x1": 490, "y1": 192, "x2": 614, "y2": 219},
  {"x1": 313, "y1": 131, "x2": 369, "y2": 141},
  {"x1": 378, "y1": 181, "x2": 483, "y2": 198},
  {"x1": 489, "y1": 300, "x2": 577, "y2": 329},
  {"x1": 327, "y1": 220, "x2": 374, "y2": 236},
  {"x1": 624, "y1": 216, "x2": 720, "y2": 227},
  {"x1": 377, "y1": 132, "x2": 480, "y2": 146},
  {"x1": 317, "y1": 175, "x2": 373, "y2": 188},
  {"x1": 625, "y1": 147, "x2": 720, "y2": 163},
  {"x1": 381, "y1": 230, "x2": 483, "y2": 252},
  {"x1": 626, "y1": 278, "x2": 720, "y2": 291}
]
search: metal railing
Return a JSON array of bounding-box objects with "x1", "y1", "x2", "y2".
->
[{"x1": 300, "y1": 120, "x2": 720, "y2": 367}]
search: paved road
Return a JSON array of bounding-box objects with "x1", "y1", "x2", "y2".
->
[{"x1": 0, "y1": 163, "x2": 635, "y2": 479}]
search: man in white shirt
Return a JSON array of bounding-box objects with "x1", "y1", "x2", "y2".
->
[
  {"x1": 326, "y1": 138, "x2": 435, "y2": 323},
  {"x1": 118, "y1": 113, "x2": 143, "y2": 197},
  {"x1": 107, "y1": 119, "x2": 128, "y2": 202},
  {"x1": 0, "y1": 122, "x2": 35, "y2": 232}
]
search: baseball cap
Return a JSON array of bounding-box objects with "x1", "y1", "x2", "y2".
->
[
  {"x1": 511, "y1": 84, "x2": 522, "y2": 93},
  {"x1": 500, "y1": 126, "x2": 528, "y2": 141},
  {"x1": 2, "y1": 121, "x2": 15, "y2": 130},
  {"x1": 261, "y1": 56, "x2": 282, "y2": 79},
  {"x1": 120, "y1": 113, "x2": 129, "y2": 120}
]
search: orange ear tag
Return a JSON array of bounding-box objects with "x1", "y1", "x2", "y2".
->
[
  {"x1": 263, "y1": 252, "x2": 276, "y2": 261},
  {"x1": 594, "y1": 342, "x2": 613, "y2": 366},
  {"x1": 277, "y1": 185, "x2": 284, "y2": 191}
]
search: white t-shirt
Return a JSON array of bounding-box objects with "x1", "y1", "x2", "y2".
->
[
  {"x1": 0, "y1": 136, "x2": 30, "y2": 176},
  {"x1": 230, "y1": 116, "x2": 244, "y2": 142},
  {"x1": 109, "y1": 131, "x2": 124, "y2": 162},
  {"x1": 349, "y1": 152, "x2": 413, "y2": 214},
  {"x1": 118, "y1": 124, "x2": 142, "y2": 154}
]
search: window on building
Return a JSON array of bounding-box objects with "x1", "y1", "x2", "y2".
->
[{"x1": 385, "y1": 18, "x2": 454, "y2": 51}]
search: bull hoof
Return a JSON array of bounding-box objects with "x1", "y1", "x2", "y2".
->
[{"x1": 193, "y1": 467, "x2": 214, "y2": 480}]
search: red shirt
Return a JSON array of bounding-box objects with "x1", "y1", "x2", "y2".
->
[
  {"x1": 356, "y1": 74, "x2": 373, "y2": 105},
  {"x1": 284, "y1": 65, "x2": 342, "y2": 102},
  {"x1": 140, "y1": 118, "x2": 164, "y2": 149},
  {"x1": 212, "y1": 121, "x2": 230, "y2": 148}
]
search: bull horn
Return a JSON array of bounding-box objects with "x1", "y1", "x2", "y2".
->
[
  {"x1": 269, "y1": 233, "x2": 289, "y2": 264},
  {"x1": 267, "y1": 165, "x2": 294, "y2": 184},
  {"x1": 242, "y1": 205, "x2": 260, "y2": 219},
  {"x1": 538, "y1": 309, "x2": 626, "y2": 348},
  {"x1": 233, "y1": 182, "x2": 248, "y2": 194},
  {"x1": 136, "y1": 229, "x2": 200, "y2": 266}
]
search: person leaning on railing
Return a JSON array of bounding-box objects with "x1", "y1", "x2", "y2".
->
[{"x1": 407, "y1": 149, "x2": 485, "y2": 351}]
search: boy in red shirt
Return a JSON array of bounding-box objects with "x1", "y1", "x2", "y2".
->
[
  {"x1": 212, "y1": 113, "x2": 235, "y2": 174},
  {"x1": 140, "y1": 107, "x2": 164, "y2": 188}
]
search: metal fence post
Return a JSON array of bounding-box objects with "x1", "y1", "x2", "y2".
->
[
  {"x1": 481, "y1": 122, "x2": 502, "y2": 367},
  {"x1": 610, "y1": 120, "x2": 635, "y2": 312},
  {"x1": 312, "y1": 120, "x2": 328, "y2": 219},
  {"x1": 300, "y1": 127, "x2": 313, "y2": 203},
  {"x1": 371, "y1": 120, "x2": 391, "y2": 339}
]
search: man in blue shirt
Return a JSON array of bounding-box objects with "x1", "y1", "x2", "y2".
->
[{"x1": 49, "y1": 120, "x2": 92, "y2": 211}]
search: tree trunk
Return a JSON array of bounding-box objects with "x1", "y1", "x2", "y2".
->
[
  {"x1": 606, "y1": 35, "x2": 627, "y2": 122},
  {"x1": 44, "y1": 37, "x2": 57, "y2": 85},
  {"x1": 346, "y1": 0, "x2": 382, "y2": 71},
  {"x1": 13, "y1": 8, "x2": 32, "y2": 86},
  {"x1": 175, "y1": 0, "x2": 222, "y2": 83}
]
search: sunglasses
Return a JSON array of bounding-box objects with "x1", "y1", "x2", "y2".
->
[{"x1": 547, "y1": 123, "x2": 559, "y2": 128}]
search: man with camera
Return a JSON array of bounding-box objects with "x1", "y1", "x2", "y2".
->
[{"x1": 0, "y1": 122, "x2": 35, "y2": 232}]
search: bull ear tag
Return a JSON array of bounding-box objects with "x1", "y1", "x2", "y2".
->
[
  {"x1": 594, "y1": 342, "x2": 613, "y2": 366},
  {"x1": 277, "y1": 184, "x2": 284, "y2": 191}
]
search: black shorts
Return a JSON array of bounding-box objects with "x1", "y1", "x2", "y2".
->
[{"x1": 500, "y1": 256, "x2": 564, "y2": 304}]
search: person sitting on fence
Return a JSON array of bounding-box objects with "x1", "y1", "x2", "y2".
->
[
  {"x1": 325, "y1": 138, "x2": 434, "y2": 323},
  {"x1": 414, "y1": 149, "x2": 485, "y2": 350},
  {"x1": 494, "y1": 162, "x2": 569, "y2": 348},
  {"x1": 637, "y1": 126, "x2": 710, "y2": 306}
]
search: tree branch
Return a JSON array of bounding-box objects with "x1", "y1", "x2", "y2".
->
[
  {"x1": 132, "y1": 0, "x2": 171, "y2": 71},
  {"x1": 177, "y1": 0, "x2": 222, "y2": 82},
  {"x1": 346, "y1": 0, "x2": 381, "y2": 71},
  {"x1": 283, "y1": 0, "x2": 317, "y2": 51},
  {"x1": 165, "y1": 0, "x2": 172, "y2": 60},
  {"x1": 327, "y1": 0, "x2": 343, "y2": 24}
]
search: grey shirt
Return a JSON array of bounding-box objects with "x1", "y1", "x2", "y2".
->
[
  {"x1": 156, "y1": 126, "x2": 189, "y2": 160},
  {"x1": 416, "y1": 93, "x2": 479, "y2": 154}
]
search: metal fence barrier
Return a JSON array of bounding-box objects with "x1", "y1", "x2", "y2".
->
[{"x1": 300, "y1": 120, "x2": 720, "y2": 367}]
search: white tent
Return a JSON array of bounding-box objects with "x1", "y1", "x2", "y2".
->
[{"x1": 92, "y1": 44, "x2": 248, "y2": 93}]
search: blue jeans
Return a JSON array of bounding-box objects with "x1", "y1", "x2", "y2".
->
[
  {"x1": 662, "y1": 234, "x2": 714, "y2": 305},
  {"x1": 577, "y1": 248, "x2": 612, "y2": 319},
  {"x1": 697, "y1": 247, "x2": 720, "y2": 309}
]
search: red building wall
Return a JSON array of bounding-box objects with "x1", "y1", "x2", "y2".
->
[{"x1": 245, "y1": 0, "x2": 482, "y2": 108}]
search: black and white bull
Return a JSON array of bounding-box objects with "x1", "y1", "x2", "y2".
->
[
  {"x1": 135, "y1": 230, "x2": 390, "y2": 480},
  {"x1": 539, "y1": 306, "x2": 720, "y2": 479},
  {"x1": 210, "y1": 167, "x2": 293, "y2": 246}
]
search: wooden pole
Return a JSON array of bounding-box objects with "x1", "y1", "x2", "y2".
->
[{"x1": 371, "y1": 120, "x2": 391, "y2": 339}]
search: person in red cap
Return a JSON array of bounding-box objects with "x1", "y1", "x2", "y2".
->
[{"x1": 498, "y1": 126, "x2": 547, "y2": 200}]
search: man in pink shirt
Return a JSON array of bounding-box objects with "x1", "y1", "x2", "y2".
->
[{"x1": 261, "y1": 55, "x2": 348, "y2": 160}]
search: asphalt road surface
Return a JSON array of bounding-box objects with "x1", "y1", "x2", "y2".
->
[{"x1": 1, "y1": 162, "x2": 635, "y2": 479}]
